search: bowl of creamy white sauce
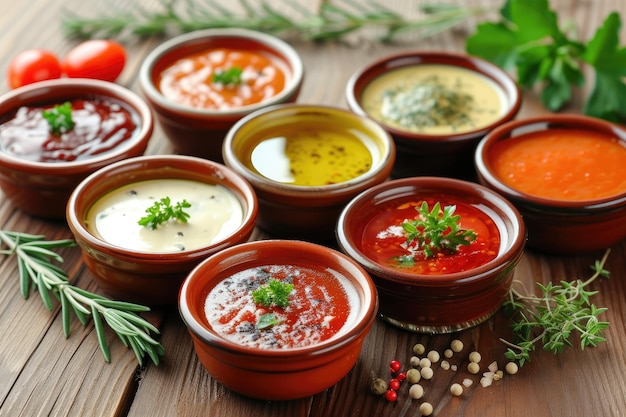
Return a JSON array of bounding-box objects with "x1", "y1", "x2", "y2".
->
[
  {"x1": 66, "y1": 154, "x2": 258, "y2": 305},
  {"x1": 346, "y1": 51, "x2": 521, "y2": 179}
]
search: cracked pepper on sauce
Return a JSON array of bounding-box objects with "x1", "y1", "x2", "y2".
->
[
  {"x1": 0, "y1": 98, "x2": 138, "y2": 162},
  {"x1": 205, "y1": 264, "x2": 357, "y2": 349}
]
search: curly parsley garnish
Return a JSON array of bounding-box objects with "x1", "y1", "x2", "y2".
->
[
  {"x1": 138, "y1": 197, "x2": 191, "y2": 230},
  {"x1": 42, "y1": 101, "x2": 75, "y2": 134},
  {"x1": 402, "y1": 201, "x2": 477, "y2": 259},
  {"x1": 252, "y1": 279, "x2": 293, "y2": 330}
]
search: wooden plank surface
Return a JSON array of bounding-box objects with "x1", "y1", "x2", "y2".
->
[{"x1": 0, "y1": 1, "x2": 625, "y2": 416}]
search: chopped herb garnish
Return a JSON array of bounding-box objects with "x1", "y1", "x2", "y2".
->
[
  {"x1": 256, "y1": 313, "x2": 281, "y2": 330},
  {"x1": 212, "y1": 67, "x2": 243, "y2": 85},
  {"x1": 380, "y1": 76, "x2": 475, "y2": 130},
  {"x1": 138, "y1": 197, "x2": 191, "y2": 230},
  {"x1": 42, "y1": 101, "x2": 75, "y2": 134},
  {"x1": 252, "y1": 279, "x2": 293, "y2": 308},
  {"x1": 402, "y1": 201, "x2": 477, "y2": 259}
]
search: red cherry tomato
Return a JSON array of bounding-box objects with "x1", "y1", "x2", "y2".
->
[
  {"x1": 7, "y1": 49, "x2": 62, "y2": 89},
  {"x1": 62, "y1": 40, "x2": 126, "y2": 82}
]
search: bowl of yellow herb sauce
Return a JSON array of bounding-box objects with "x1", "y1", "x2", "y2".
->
[
  {"x1": 346, "y1": 51, "x2": 521, "y2": 179},
  {"x1": 222, "y1": 104, "x2": 395, "y2": 241}
]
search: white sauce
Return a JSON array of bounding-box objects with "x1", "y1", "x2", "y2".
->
[{"x1": 86, "y1": 179, "x2": 243, "y2": 252}]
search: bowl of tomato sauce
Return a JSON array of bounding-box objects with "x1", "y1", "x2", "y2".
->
[
  {"x1": 336, "y1": 176, "x2": 526, "y2": 334},
  {"x1": 139, "y1": 28, "x2": 304, "y2": 161},
  {"x1": 179, "y1": 239, "x2": 378, "y2": 400},
  {"x1": 475, "y1": 114, "x2": 626, "y2": 254},
  {"x1": 346, "y1": 51, "x2": 522, "y2": 179},
  {"x1": 222, "y1": 104, "x2": 396, "y2": 242},
  {"x1": 66, "y1": 154, "x2": 258, "y2": 305},
  {"x1": 0, "y1": 78, "x2": 153, "y2": 219}
]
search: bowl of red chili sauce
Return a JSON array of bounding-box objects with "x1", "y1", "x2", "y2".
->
[
  {"x1": 336, "y1": 176, "x2": 526, "y2": 334},
  {"x1": 475, "y1": 114, "x2": 626, "y2": 254},
  {"x1": 0, "y1": 78, "x2": 153, "y2": 219},
  {"x1": 139, "y1": 28, "x2": 304, "y2": 161},
  {"x1": 179, "y1": 239, "x2": 378, "y2": 400},
  {"x1": 346, "y1": 51, "x2": 521, "y2": 179}
]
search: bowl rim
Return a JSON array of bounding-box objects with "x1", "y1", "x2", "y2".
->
[
  {"x1": 138, "y1": 28, "x2": 304, "y2": 117},
  {"x1": 0, "y1": 78, "x2": 153, "y2": 172},
  {"x1": 475, "y1": 113, "x2": 626, "y2": 210},
  {"x1": 178, "y1": 239, "x2": 378, "y2": 358},
  {"x1": 336, "y1": 176, "x2": 526, "y2": 286},
  {"x1": 345, "y1": 50, "x2": 522, "y2": 141},
  {"x1": 222, "y1": 103, "x2": 396, "y2": 195},
  {"x1": 66, "y1": 154, "x2": 258, "y2": 260}
]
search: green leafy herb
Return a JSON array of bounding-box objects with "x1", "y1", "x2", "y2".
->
[
  {"x1": 501, "y1": 249, "x2": 611, "y2": 367},
  {"x1": 62, "y1": 1, "x2": 490, "y2": 42},
  {"x1": 0, "y1": 230, "x2": 164, "y2": 365},
  {"x1": 252, "y1": 279, "x2": 293, "y2": 308},
  {"x1": 401, "y1": 201, "x2": 477, "y2": 259},
  {"x1": 466, "y1": 0, "x2": 626, "y2": 122},
  {"x1": 42, "y1": 101, "x2": 75, "y2": 134},
  {"x1": 212, "y1": 67, "x2": 243, "y2": 85},
  {"x1": 256, "y1": 313, "x2": 281, "y2": 330},
  {"x1": 138, "y1": 197, "x2": 191, "y2": 230}
]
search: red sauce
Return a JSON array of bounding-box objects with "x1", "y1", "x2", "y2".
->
[
  {"x1": 489, "y1": 129, "x2": 626, "y2": 200},
  {"x1": 204, "y1": 264, "x2": 352, "y2": 349},
  {"x1": 361, "y1": 197, "x2": 500, "y2": 275},
  {"x1": 158, "y1": 48, "x2": 288, "y2": 110},
  {"x1": 0, "y1": 98, "x2": 138, "y2": 163}
]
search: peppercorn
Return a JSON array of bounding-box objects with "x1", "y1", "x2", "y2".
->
[
  {"x1": 406, "y1": 368, "x2": 421, "y2": 384},
  {"x1": 385, "y1": 389, "x2": 398, "y2": 402},
  {"x1": 505, "y1": 362, "x2": 519, "y2": 375},
  {"x1": 468, "y1": 351, "x2": 481, "y2": 363},
  {"x1": 413, "y1": 343, "x2": 426, "y2": 355},
  {"x1": 409, "y1": 383, "x2": 424, "y2": 400},
  {"x1": 389, "y1": 378, "x2": 400, "y2": 391},
  {"x1": 427, "y1": 350, "x2": 440, "y2": 363},
  {"x1": 419, "y1": 402, "x2": 434, "y2": 416},
  {"x1": 370, "y1": 376, "x2": 388, "y2": 395},
  {"x1": 421, "y1": 367, "x2": 434, "y2": 380},
  {"x1": 450, "y1": 383, "x2": 463, "y2": 396},
  {"x1": 467, "y1": 362, "x2": 480, "y2": 375},
  {"x1": 450, "y1": 339, "x2": 463, "y2": 353}
]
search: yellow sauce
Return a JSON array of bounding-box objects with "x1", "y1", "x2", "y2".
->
[
  {"x1": 86, "y1": 179, "x2": 243, "y2": 252},
  {"x1": 247, "y1": 124, "x2": 375, "y2": 186},
  {"x1": 361, "y1": 64, "x2": 506, "y2": 135}
]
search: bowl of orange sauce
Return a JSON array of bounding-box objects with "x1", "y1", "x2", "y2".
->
[
  {"x1": 178, "y1": 239, "x2": 377, "y2": 400},
  {"x1": 475, "y1": 114, "x2": 626, "y2": 254},
  {"x1": 139, "y1": 28, "x2": 304, "y2": 161},
  {"x1": 336, "y1": 176, "x2": 526, "y2": 333}
]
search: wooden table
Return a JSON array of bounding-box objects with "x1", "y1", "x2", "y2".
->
[{"x1": 1, "y1": 1, "x2": 625, "y2": 416}]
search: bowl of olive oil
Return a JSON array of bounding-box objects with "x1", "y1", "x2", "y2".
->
[{"x1": 222, "y1": 103, "x2": 395, "y2": 241}]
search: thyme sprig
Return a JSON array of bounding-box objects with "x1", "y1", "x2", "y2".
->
[
  {"x1": 0, "y1": 230, "x2": 164, "y2": 366},
  {"x1": 62, "y1": 0, "x2": 490, "y2": 42},
  {"x1": 402, "y1": 201, "x2": 477, "y2": 258},
  {"x1": 501, "y1": 249, "x2": 611, "y2": 366}
]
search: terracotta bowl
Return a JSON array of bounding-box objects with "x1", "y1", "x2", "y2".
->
[
  {"x1": 346, "y1": 51, "x2": 521, "y2": 179},
  {"x1": 179, "y1": 239, "x2": 378, "y2": 401},
  {"x1": 0, "y1": 78, "x2": 153, "y2": 219},
  {"x1": 336, "y1": 177, "x2": 526, "y2": 333},
  {"x1": 139, "y1": 28, "x2": 304, "y2": 161},
  {"x1": 222, "y1": 104, "x2": 396, "y2": 241},
  {"x1": 66, "y1": 155, "x2": 258, "y2": 305},
  {"x1": 475, "y1": 114, "x2": 626, "y2": 254}
]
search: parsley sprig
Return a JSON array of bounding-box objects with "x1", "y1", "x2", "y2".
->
[
  {"x1": 402, "y1": 201, "x2": 477, "y2": 259},
  {"x1": 0, "y1": 230, "x2": 164, "y2": 365},
  {"x1": 42, "y1": 102, "x2": 75, "y2": 134},
  {"x1": 501, "y1": 249, "x2": 611, "y2": 366},
  {"x1": 252, "y1": 279, "x2": 293, "y2": 330},
  {"x1": 212, "y1": 67, "x2": 243, "y2": 85},
  {"x1": 466, "y1": 0, "x2": 626, "y2": 122},
  {"x1": 138, "y1": 197, "x2": 191, "y2": 230}
]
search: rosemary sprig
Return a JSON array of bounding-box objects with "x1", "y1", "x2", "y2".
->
[
  {"x1": 0, "y1": 230, "x2": 164, "y2": 366},
  {"x1": 62, "y1": 0, "x2": 491, "y2": 42},
  {"x1": 501, "y1": 249, "x2": 611, "y2": 366}
]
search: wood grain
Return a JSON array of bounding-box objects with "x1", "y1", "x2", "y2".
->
[{"x1": 0, "y1": 1, "x2": 625, "y2": 416}]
